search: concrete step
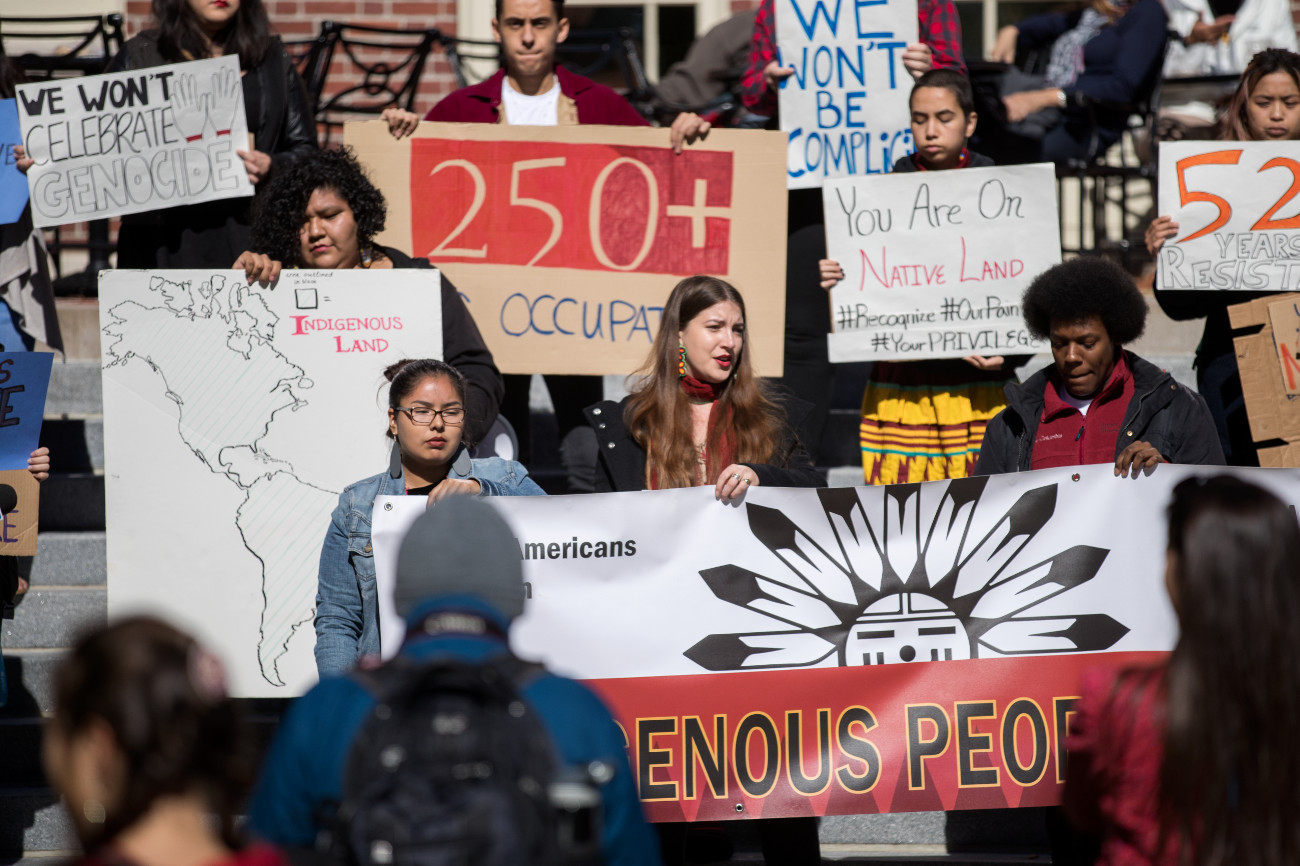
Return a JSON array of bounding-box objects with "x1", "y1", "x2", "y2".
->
[
  {"x1": 0, "y1": 720, "x2": 47, "y2": 788},
  {"x1": 4, "y1": 588, "x2": 105, "y2": 651},
  {"x1": 44, "y1": 362, "x2": 102, "y2": 418},
  {"x1": 0, "y1": 790, "x2": 74, "y2": 857},
  {"x1": 28, "y1": 533, "x2": 106, "y2": 588},
  {"x1": 2, "y1": 650, "x2": 65, "y2": 715},
  {"x1": 36, "y1": 475, "x2": 104, "y2": 533}
]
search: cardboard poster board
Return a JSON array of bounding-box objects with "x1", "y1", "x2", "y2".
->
[
  {"x1": 1228, "y1": 292, "x2": 1300, "y2": 464},
  {"x1": 345, "y1": 122, "x2": 788, "y2": 376},
  {"x1": 0, "y1": 470, "x2": 39, "y2": 557},
  {"x1": 101, "y1": 268, "x2": 442, "y2": 697},
  {"x1": 16, "y1": 55, "x2": 254, "y2": 228},
  {"x1": 1157, "y1": 141, "x2": 1300, "y2": 292},
  {"x1": 775, "y1": 0, "x2": 918, "y2": 189},
  {"x1": 824, "y1": 164, "x2": 1059, "y2": 361}
]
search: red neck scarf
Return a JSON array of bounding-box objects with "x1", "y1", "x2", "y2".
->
[{"x1": 680, "y1": 374, "x2": 724, "y2": 402}]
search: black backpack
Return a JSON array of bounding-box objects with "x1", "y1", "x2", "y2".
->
[{"x1": 323, "y1": 652, "x2": 603, "y2": 866}]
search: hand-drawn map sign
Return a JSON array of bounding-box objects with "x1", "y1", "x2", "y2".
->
[
  {"x1": 346, "y1": 122, "x2": 789, "y2": 376},
  {"x1": 17, "y1": 55, "x2": 254, "y2": 228},
  {"x1": 776, "y1": 0, "x2": 918, "y2": 189},
  {"x1": 825, "y1": 163, "x2": 1059, "y2": 361},
  {"x1": 1157, "y1": 141, "x2": 1300, "y2": 292}
]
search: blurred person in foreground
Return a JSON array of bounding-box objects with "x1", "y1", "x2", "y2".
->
[
  {"x1": 1065, "y1": 474, "x2": 1300, "y2": 864},
  {"x1": 248, "y1": 496, "x2": 659, "y2": 866},
  {"x1": 44, "y1": 617, "x2": 280, "y2": 866}
]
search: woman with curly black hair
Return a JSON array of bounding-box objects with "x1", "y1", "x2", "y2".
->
[
  {"x1": 974, "y1": 257, "x2": 1223, "y2": 475},
  {"x1": 232, "y1": 147, "x2": 504, "y2": 445}
]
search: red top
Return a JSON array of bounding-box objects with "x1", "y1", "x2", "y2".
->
[
  {"x1": 1066, "y1": 665, "x2": 1180, "y2": 866},
  {"x1": 739, "y1": 0, "x2": 967, "y2": 116},
  {"x1": 424, "y1": 67, "x2": 650, "y2": 127},
  {"x1": 1030, "y1": 351, "x2": 1135, "y2": 470}
]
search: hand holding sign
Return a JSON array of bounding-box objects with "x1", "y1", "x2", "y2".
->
[
  {"x1": 210, "y1": 66, "x2": 241, "y2": 136},
  {"x1": 171, "y1": 74, "x2": 209, "y2": 142}
]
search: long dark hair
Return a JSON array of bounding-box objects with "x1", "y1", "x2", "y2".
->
[
  {"x1": 1223, "y1": 49, "x2": 1300, "y2": 142},
  {"x1": 623, "y1": 276, "x2": 780, "y2": 490},
  {"x1": 1155, "y1": 475, "x2": 1300, "y2": 863},
  {"x1": 152, "y1": 0, "x2": 271, "y2": 70},
  {"x1": 48, "y1": 617, "x2": 250, "y2": 854}
]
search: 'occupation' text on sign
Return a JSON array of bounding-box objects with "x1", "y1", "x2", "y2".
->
[
  {"x1": 1158, "y1": 141, "x2": 1300, "y2": 292},
  {"x1": 825, "y1": 163, "x2": 1060, "y2": 362},
  {"x1": 775, "y1": 0, "x2": 918, "y2": 189},
  {"x1": 17, "y1": 55, "x2": 254, "y2": 228}
]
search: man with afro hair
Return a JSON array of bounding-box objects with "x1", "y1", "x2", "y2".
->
[{"x1": 975, "y1": 258, "x2": 1223, "y2": 475}]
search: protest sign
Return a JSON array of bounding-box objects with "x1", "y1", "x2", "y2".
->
[
  {"x1": 100, "y1": 268, "x2": 442, "y2": 698},
  {"x1": 17, "y1": 55, "x2": 254, "y2": 228},
  {"x1": 0, "y1": 99, "x2": 30, "y2": 225},
  {"x1": 345, "y1": 121, "x2": 788, "y2": 376},
  {"x1": 1227, "y1": 292, "x2": 1300, "y2": 465},
  {"x1": 775, "y1": 0, "x2": 918, "y2": 189},
  {"x1": 372, "y1": 464, "x2": 1295, "y2": 819},
  {"x1": 824, "y1": 163, "x2": 1058, "y2": 361},
  {"x1": 1157, "y1": 141, "x2": 1300, "y2": 292},
  {"x1": 0, "y1": 469, "x2": 39, "y2": 557},
  {"x1": 0, "y1": 352, "x2": 53, "y2": 469}
]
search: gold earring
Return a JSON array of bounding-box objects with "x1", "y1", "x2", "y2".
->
[{"x1": 83, "y1": 799, "x2": 106, "y2": 824}]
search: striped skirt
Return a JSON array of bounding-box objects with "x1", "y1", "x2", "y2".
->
[{"x1": 860, "y1": 359, "x2": 1013, "y2": 485}]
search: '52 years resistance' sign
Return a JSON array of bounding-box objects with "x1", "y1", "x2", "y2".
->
[{"x1": 16, "y1": 55, "x2": 253, "y2": 228}]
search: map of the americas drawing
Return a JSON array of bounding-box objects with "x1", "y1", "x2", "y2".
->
[{"x1": 100, "y1": 269, "x2": 442, "y2": 697}]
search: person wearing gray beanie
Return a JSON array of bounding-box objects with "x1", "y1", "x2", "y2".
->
[{"x1": 393, "y1": 497, "x2": 527, "y2": 619}]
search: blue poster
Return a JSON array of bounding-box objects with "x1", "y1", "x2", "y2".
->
[
  {"x1": 0, "y1": 352, "x2": 53, "y2": 470},
  {"x1": 0, "y1": 99, "x2": 28, "y2": 225}
]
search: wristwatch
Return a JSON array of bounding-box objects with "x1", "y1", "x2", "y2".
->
[{"x1": 1056, "y1": 89, "x2": 1068, "y2": 109}]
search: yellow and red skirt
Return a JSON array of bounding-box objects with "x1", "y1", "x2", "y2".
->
[{"x1": 860, "y1": 359, "x2": 1013, "y2": 485}]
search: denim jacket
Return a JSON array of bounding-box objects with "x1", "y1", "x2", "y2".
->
[{"x1": 313, "y1": 445, "x2": 544, "y2": 677}]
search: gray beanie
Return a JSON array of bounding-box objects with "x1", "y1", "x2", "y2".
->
[{"x1": 393, "y1": 497, "x2": 526, "y2": 620}]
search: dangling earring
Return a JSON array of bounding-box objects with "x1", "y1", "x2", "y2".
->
[
  {"x1": 388, "y1": 440, "x2": 403, "y2": 479},
  {"x1": 678, "y1": 343, "x2": 687, "y2": 378},
  {"x1": 82, "y1": 799, "x2": 106, "y2": 824},
  {"x1": 359, "y1": 246, "x2": 374, "y2": 268}
]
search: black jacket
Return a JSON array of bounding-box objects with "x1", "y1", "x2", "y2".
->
[
  {"x1": 384, "y1": 246, "x2": 504, "y2": 446},
  {"x1": 973, "y1": 351, "x2": 1225, "y2": 475},
  {"x1": 584, "y1": 390, "x2": 825, "y2": 492}
]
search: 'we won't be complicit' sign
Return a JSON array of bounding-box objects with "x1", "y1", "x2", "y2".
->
[
  {"x1": 16, "y1": 55, "x2": 254, "y2": 228},
  {"x1": 776, "y1": 0, "x2": 918, "y2": 189}
]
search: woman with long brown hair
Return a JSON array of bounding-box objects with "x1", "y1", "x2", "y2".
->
[
  {"x1": 1065, "y1": 475, "x2": 1300, "y2": 864},
  {"x1": 44, "y1": 617, "x2": 284, "y2": 866},
  {"x1": 585, "y1": 275, "x2": 822, "y2": 497}
]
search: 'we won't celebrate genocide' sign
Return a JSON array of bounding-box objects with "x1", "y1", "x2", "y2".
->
[
  {"x1": 776, "y1": 0, "x2": 918, "y2": 189},
  {"x1": 16, "y1": 55, "x2": 254, "y2": 228}
]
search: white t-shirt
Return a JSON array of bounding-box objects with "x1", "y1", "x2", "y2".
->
[
  {"x1": 1057, "y1": 386, "x2": 1093, "y2": 416},
  {"x1": 501, "y1": 78, "x2": 560, "y2": 126}
]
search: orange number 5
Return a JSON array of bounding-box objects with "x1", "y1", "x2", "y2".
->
[{"x1": 1176, "y1": 149, "x2": 1243, "y2": 243}]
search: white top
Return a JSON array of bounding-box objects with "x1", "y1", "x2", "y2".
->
[
  {"x1": 1057, "y1": 387, "x2": 1093, "y2": 416},
  {"x1": 501, "y1": 77, "x2": 561, "y2": 126}
]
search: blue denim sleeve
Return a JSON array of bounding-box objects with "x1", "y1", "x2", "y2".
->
[
  {"x1": 476, "y1": 460, "x2": 546, "y2": 497},
  {"x1": 314, "y1": 495, "x2": 363, "y2": 678}
]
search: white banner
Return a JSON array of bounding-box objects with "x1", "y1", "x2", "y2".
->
[
  {"x1": 825, "y1": 163, "x2": 1058, "y2": 361},
  {"x1": 1157, "y1": 141, "x2": 1300, "y2": 292},
  {"x1": 775, "y1": 0, "x2": 918, "y2": 189},
  {"x1": 17, "y1": 56, "x2": 254, "y2": 228},
  {"x1": 101, "y1": 269, "x2": 442, "y2": 697}
]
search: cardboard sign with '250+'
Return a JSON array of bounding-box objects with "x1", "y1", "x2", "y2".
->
[{"x1": 346, "y1": 122, "x2": 788, "y2": 376}]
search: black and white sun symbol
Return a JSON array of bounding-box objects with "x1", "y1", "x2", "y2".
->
[{"x1": 685, "y1": 477, "x2": 1128, "y2": 671}]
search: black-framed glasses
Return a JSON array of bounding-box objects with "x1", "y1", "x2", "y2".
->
[{"x1": 395, "y1": 406, "x2": 465, "y2": 426}]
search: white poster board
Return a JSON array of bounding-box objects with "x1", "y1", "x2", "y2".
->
[
  {"x1": 17, "y1": 55, "x2": 254, "y2": 228},
  {"x1": 1157, "y1": 141, "x2": 1300, "y2": 291},
  {"x1": 101, "y1": 269, "x2": 442, "y2": 697},
  {"x1": 775, "y1": 0, "x2": 918, "y2": 189},
  {"x1": 825, "y1": 163, "x2": 1059, "y2": 361}
]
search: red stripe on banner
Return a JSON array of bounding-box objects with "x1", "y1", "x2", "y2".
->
[{"x1": 583, "y1": 651, "x2": 1166, "y2": 822}]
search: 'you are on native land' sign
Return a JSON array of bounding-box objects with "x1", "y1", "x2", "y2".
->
[
  {"x1": 775, "y1": 0, "x2": 918, "y2": 189},
  {"x1": 16, "y1": 55, "x2": 254, "y2": 228},
  {"x1": 825, "y1": 163, "x2": 1060, "y2": 362},
  {"x1": 1157, "y1": 141, "x2": 1300, "y2": 292}
]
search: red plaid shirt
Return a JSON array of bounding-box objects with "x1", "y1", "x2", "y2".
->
[{"x1": 739, "y1": 0, "x2": 966, "y2": 116}]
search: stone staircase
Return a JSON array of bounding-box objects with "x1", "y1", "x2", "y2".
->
[{"x1": 0, "y1": 291, "x2": 1202, "y2": 864}]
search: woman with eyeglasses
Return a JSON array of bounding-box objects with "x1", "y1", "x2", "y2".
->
[{"x1": 313, "y1": 358, "x2": 542, "y2": 678}]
